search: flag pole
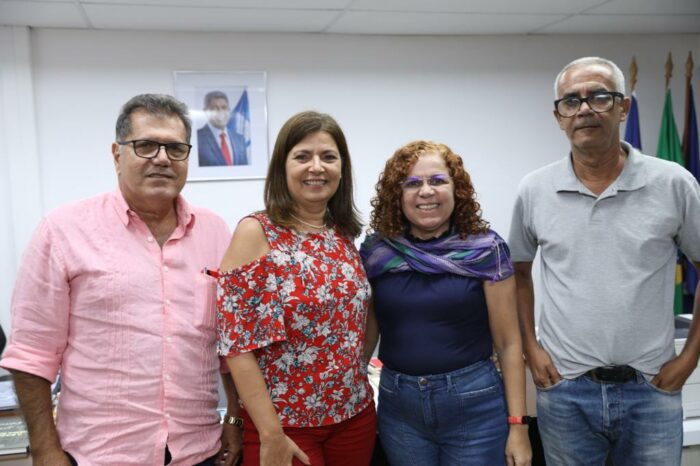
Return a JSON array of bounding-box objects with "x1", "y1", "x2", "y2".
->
[
  {"x1": 683, "y1": 52, "x2": 695, "y2": 168},
  {"x1": 685, "y1": 52, "x2": 694, "y2": 113},
  {"x1": 665, "y1": 52, "x2": 673, "y2": 89},
  {"x1": 680, "y1": 52, "x2": 699, "y2": 310},
  {"x1": 686, "y1": 52, "x2": 695, "y2": 85},
  {"x1": 684, "y1": 52, "x2": 694, "y2": 166},
  {"x1": 624, "y1": 56, "x2": 642, "y2": 149}
]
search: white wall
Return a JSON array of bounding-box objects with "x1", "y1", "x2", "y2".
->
[
  {"x1": 1, "y1": 27, "x2": 699, "y2": 333},
  {"x1": 0, "y1": 27, "x2": 43, "y2": 336}
]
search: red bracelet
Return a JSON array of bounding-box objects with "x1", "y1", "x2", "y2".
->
[{"x1": 507, "y1": 415, "x2": 533, "y2": 425}]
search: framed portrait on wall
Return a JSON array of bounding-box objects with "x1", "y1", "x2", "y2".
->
[{"x1": 174, "y1": 71, "x2": 268, "y2": 181}]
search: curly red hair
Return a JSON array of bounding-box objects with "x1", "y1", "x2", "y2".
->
[{"x1": 368, "y1": 140, "x2": 489, "y2": 239}]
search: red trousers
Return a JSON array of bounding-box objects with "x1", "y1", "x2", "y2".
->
[{"x1": 241, "y1": 402, "x2": 376, "y2": 466}]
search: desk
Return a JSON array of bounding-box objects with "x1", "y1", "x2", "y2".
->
[
  {"x1": 0, "y1": 457, "x2": 29, "y2": 465},
  {"x1": 0, "y1": 374, "x2": 28, "y2": 464}
]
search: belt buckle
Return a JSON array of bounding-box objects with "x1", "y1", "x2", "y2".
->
[
  {"x1": 587, "y1": 368, "x2": 604, "y2": 383},
  {"x1": 586, "y1": 365, "x2": 635, "y2": 383}
]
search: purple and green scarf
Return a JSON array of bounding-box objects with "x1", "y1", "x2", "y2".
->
[{"x1": 359, "y1": 229, "x2": 513, "y2": 281}]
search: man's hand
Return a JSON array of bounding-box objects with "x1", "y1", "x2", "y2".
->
[
  {"x1": 524, "y1": 344, "x2": 561, "y2": 389},
  {"x1": 216, "y1": 423, "x2": 243, "y2": 466},
  {"x1": 651, "y1": 353, "x2": 698, "y2": 392}
]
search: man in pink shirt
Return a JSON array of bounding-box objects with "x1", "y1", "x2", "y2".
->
[{"x1": 1, "y1": 94, "x2": 241, "y2": 466}]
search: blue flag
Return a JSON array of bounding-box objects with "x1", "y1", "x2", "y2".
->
[
  {"x1": 686, "y1": 85, "x2": 700, "y2": 183},
  {"x1": 228, "y1": 90, "x2": 251, "y2": 162},
  {"x1": 624, "y1": 92, "x2": 642, "y2": 150},
  {"x1": 682, "y1": 84, "x2": 699, "y2": 310}
]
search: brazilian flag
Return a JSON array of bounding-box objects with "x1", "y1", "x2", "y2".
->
[{"x1": 656, "y1": 89, "x2": 685, "y2": 315}]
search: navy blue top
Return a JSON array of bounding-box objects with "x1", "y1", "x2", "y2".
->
[{"x1": 371, "y1": 237, "x2": 493, "y2": 376}]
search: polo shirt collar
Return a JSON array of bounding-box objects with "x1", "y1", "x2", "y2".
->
[
  {"x1": 554, "y1": 140, "x2": 647, "y2": 194},
  {"x1": 110, "y1": 189, "x2": 196, "y2": 231}
]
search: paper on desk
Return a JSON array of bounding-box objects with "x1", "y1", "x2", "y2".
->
[
  {"x1": 0, "y1": 415, "x2": 28, "y2": 455},
  {"x1": 0, "y1": 381, "x2": 18, "y2": 411}
]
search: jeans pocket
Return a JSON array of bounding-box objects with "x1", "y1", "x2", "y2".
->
[
  {"x1": 378, "y1": 373, "x2": 396, "y2": 396},
  {"x1": 535, "y1": 378, "x2": 567, "y2": 392},
  {"x1": 644, "y1": 378, "x2": 682, "y2": 396},
  {"x1": 454, "y1": 382, "x2": 500, "y2": 398},
  {"x1": 452, "y1": 364, "x2": 502, "y2": 399}
]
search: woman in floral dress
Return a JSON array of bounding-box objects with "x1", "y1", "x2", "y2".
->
[{"x1": 216, "y1": 111, "x2": 376, "y2": 466}]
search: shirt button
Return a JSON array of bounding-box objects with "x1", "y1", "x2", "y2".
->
[
  {"x1": 165, "y1": 413, "x2": 171, "y2": 419},
  {"x1": 165, "y1": 299, "x2": 171, "y2": 305},
  {"x1": 163, "y1": 266, "x2": 169, "y2": 272},
  {"x1": 147, "y1": 236, "x2": 154, "y2": 243},
  {"x1": 165, "y1": 374, "x2": 171, "y2": 380},
  {"x1": 166, "y1": 336, "x2": 172, "y2": 343}
]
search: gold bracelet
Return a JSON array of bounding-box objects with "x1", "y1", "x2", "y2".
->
[{"x1": 222, "y1": 414, "x2": 244, "y2": 427}]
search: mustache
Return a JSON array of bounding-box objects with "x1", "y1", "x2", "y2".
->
[{"x1": 574, "y1": 120, "x2": 600, "y2": 130}]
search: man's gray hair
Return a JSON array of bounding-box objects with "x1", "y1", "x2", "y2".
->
[
  {"x1": 115, "y1": 94, "x2": 192, "y2": 143},
  {"x1": 553, "y1": 57, "x2": 626, "y2": 98}
]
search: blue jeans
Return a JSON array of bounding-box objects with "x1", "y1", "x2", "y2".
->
[
  {"x1": 537, "y1": 371, "x2": 683, "y2": 466},
  {"x1": 377, "y1": 359, "x2": 508, "y2": 466}
]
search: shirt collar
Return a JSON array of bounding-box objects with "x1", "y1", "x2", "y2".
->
[
  {"x1": 554, "y1": 140, "x2": 647, "y2": 194},
  {"x1": 207, "y1": 122, "x2": 227, "y2": 137},
  {"x1": 110, "y1": 189, "x2": 196, "y2": 231}
]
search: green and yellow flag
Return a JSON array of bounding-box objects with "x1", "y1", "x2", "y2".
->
[{"x1": 656, "y1": 88, "x2": 685, "y2": 315}]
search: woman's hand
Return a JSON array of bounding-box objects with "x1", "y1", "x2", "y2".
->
[
  {"x1": 260, "y1": 433, "x2": 310, "y2": 466},
  {"x1": 505, "y1": 425, "x2": 532, "y2": 466}
]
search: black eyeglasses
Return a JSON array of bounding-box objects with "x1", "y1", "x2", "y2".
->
[
  {"x1": 554, "y1": 91, "x2": 624, "y2": 118},
  {"x1": 118, "y1": 139, "x2": 192, "y2": 161}
]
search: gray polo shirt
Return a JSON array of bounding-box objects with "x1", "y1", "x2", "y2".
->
[{"x1": 509, "y1": 141, "x2": 700, "y2": 378}]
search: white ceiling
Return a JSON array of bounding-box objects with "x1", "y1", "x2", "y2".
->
[{"x1": 1, "y1": 0, "x2": 699, "y2": 34}]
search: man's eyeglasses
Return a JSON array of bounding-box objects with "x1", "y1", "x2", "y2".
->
[
  {"x1": 554, "y1": 91, "x2": 624, "y2": 118},
  {"x1": 118, "y1": 139, "x2": 192, "y2": 161},
  {"x1": 400, "y1": 174, "x2": 451, "y2": 191}
]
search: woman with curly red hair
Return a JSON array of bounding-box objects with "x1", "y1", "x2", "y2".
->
[{"x1": 360, "y1": 140, "x2": 531, "y2": 466}]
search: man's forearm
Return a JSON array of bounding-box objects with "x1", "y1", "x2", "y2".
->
[
  {"x1": 10, "y1": 370, "x2": 63, "y2": 457},
  {"x1": 513, "y1": 262, "x2": 538, "y2": 349},
  {"x1": 220, "y1": 371, "x2": 240, "y2": 416},
  {"x1": 680, "y1": 267, "x2": 700, "y2": 364}
]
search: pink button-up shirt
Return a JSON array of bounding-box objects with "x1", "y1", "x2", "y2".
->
[{"x1": 1, "y1": 191, "x2": 231, "y2": 466}]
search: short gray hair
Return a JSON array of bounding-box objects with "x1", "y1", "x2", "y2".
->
[
  {"x1": 115, "y1": 94, "x2": 192, "y2": 143},
  {"x1": 553, "y1": 57, "x2": 626, "y2": 98}
]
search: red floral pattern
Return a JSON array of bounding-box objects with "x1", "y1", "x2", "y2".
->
[{"x1": 217, "y1": 213, "x2": 373, "y2": 427}]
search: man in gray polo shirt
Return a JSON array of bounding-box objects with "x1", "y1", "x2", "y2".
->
[{"x1": 509, "y1": 56, "x2": 700, "y2": 466}]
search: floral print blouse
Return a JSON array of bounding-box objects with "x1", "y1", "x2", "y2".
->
[{"x1": 217, "y1": 212, "x2": 373, "y2": 427}]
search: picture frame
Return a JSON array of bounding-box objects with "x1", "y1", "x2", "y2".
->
[{"x1": 174, "y1": 71, "x2": 269, "y2": 181}]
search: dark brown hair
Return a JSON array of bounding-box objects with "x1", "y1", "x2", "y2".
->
[
  {"x1": 264, "y1": 111, "x2": 362, "y2": 238},
  {"x1": 368, "y1": 140, "x2": 489, "y2": 239}
]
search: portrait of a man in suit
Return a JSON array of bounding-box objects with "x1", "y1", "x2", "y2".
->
[{"x1": 197, "y1": 90, "x2": 249, "y2": 166}]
